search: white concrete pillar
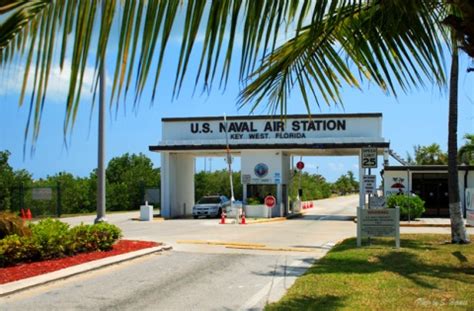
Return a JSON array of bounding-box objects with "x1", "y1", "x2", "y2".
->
[
  {"x1": 160, "y1": 153, "x2": 195, "y2": 218},
  {"x1": 276, "y1": 183, "x2": 283, "y2": 217},
  {"x1": 175, "y1": 154, "x2": 195, "y2": 216},
  {"x1": 383, "y1": 148, "x2": 389, "y2": 166},
  {"x1": 243, "y1": 184, "x2": 247, "y2": 203},
  {"x1": 161, "y1": 152, "x2": 172, "y2": 218}
]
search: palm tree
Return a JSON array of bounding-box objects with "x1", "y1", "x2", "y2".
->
[
  {"x1": 447, "y1": 31, "x2": 469, "y2": 243},
  {"x1": 459, "y1": 134, "x2": 474, "y2": 164},
  {"x1": 413, "y1": 143, "x2": 448, "y2": 165},
  {"x1": 0, "y1": 0, "x2": 470, "y2": 243}
]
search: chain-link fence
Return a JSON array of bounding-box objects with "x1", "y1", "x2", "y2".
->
[
  {"x1": 0, "y1": 183, "x2": 160, "y2": 218},
  {"x1": 1, "y1": 184, "x2": 61, "y2": 218}
]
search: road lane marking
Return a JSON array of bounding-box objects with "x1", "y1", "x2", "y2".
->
[
  {"x1": 225, "y1": 246, "x2": 315, "y2": 252},
  {"x1": 176, "y1": 240, "x2": 266, "y2": 247}
]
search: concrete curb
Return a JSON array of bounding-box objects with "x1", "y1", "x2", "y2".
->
[
  {"x1": 217, "y1": 217, "x2": 287, "y2": 225},
  {"x1": 246, "y1": 217, "x2": 287, "y2": 224},
  {"x1": 225, "y1": 245, "x2": 315, "y2": 252},
  {"x1": 0, "y1": 244, "x2": 172, "y2": 297},
  {"x1": 177, "y1": 240, "x2": 266, "y2": 247},
  {"x1": 286, "y1": 213, "x2": 304, "y2": 219},
  {"x1": 352, "y1": 218, "x2": 473, "y2": 228},
  {"x1": 130, "y1": 217, "x2": 165, "y2": 222}
]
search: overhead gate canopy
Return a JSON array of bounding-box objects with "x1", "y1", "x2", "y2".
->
[{"x1": 149, "y1": 113, "x2": 389, "y2": 218}]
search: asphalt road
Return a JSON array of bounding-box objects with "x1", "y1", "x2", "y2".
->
[{"x1": 1, "y1": 195, "x2": 360, "y2": 310}]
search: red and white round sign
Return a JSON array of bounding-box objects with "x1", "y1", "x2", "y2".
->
[
  {"x1": 296, "y1": 161, "x2": 304, "y2": 170},
  {"x1": 264, "y1": 195, "x2": 276, "y2": 208}
]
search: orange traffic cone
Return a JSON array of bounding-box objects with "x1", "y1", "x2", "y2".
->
[
  {"x1": 20, "y1": 208, "x2": 26, "y2": 219},
  {"x1": 26, "y1": 208, "x2": 32, "y2": 220},
  {"x1": 220, "y1": 210, "x2": 226, "y2": 224},
  {"x1": 241, "y1": 211, "x2": 246, "y2": 225},
  {"x1": 310, "y1": 202, "x2": 314, "y2": 208}
]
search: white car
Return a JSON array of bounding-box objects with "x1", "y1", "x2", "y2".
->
[{"x1": 192, "y1": 195, "x2": 231, "y2": 219}]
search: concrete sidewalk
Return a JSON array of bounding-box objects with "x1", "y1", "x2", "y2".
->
[
  {"x1": 353, "y1": 216, "x2": 472, "y2": 228},
  {"x1": 0, "y1": 244, "x2": 172, "y2": 297},
  {"x1": 400, "y1": 218, "x2": 473, "y2": 227}
]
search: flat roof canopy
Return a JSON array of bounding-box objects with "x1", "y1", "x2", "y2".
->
[{"x1": 149, "y1": 113, "x2": 389, "y2": 156}]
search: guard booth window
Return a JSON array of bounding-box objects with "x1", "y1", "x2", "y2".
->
[{"x1": 246, "y1": 185, "x2": 277, "y2": 204}]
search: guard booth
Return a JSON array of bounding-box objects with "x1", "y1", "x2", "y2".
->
[{"x1": 149, "y1": 113, "x2": 389, "y2": 218}]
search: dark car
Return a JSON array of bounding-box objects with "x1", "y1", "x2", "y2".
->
[{"x1": 192, "y1": 195, "x2": 230, "y2": 219}]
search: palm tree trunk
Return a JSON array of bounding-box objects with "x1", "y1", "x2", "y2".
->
[{"x1": 448, "y1": 38, "x2": 469, "y2": 243}]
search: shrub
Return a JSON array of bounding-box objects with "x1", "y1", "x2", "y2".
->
[
  {"x1": 0, "y1": 235, "x2": 38, "y2": 267},
  {"x1": 0, "y1": 219, "x2": 122, "y2": 267},
  {"x1": 89, "y1": 222, "x2": 122, "y2": 250},
  {"x1": 386, "y1": 194, "x2": 425, "y2": 220},
  {"x1": 246, "y1": 197, "x2": 262, "y2": 205},
  {"x1": 0, "y1": 212, "x2": 31, "y2": 239},
  {"x1": 29, "y1": 219, "x2": 71, "y2": 259},
  {"x1": 69, "y1": 222, "x2": 122, "y2": 252}
]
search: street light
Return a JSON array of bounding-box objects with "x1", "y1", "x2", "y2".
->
[{"x1": 95, "y1": 0, "x2": 107, "y2": 224}]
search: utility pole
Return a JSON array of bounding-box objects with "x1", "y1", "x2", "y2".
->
[
  {"x1": 95, "y1": 0, "x2": 107, "y2": 224},
  {"x1": 223, "y1": 114, "x2": 236, "y2": 222}
]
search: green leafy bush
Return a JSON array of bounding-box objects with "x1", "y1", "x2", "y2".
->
[
  {"x1": 246, "y1": 197, "x2": 262, "y2": 205},
  {"x1": 0, "y1": 235, "x2": 26, "y2": 266},
  {"x1": 69, "y1": 222, "x2": 122, "y2": 252},
  {"x1": 0, "y1": 212, "x2": 31, "y2": 239},
  {"x1": 386, "y1": 195, "x2": 425, "y2": 220},
  {"x1": 0, "y1": 219, "x2": 122, "y2": 267},
  {"x1": 29, "y1": 219, "x2": 71, "y2": 259},
  {"x1": 0, "y1": 235, "x2": 38, "y2": 267}
]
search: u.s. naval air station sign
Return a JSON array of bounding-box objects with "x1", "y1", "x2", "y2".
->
[{"x1": 152, "y1": 113, "x2": 386, "y2": 151}]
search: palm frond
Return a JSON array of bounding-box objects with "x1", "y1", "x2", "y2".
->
[
  {"x1": 0, "y1": 0, "x2": 453, "y2": 147},
  {"x1": 238, "y1": 0, "x2": 448, "y2": 114}
]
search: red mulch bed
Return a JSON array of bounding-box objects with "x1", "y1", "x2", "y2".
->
[{"x1": 0, "y1": 240, "x2": 159, "y2": 285}]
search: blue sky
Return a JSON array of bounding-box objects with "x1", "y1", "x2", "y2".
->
[{"x1": 1, "y1": 13, "x2": 474, "y2": 183}]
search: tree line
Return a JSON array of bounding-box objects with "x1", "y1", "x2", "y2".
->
[
  {"x1": 406, "y1": 136, "x2": 474, "y2": 165},
  {"x1": 0, "y1": 150, "x2": 358, "y2": 216},
  {"x1": 0, "y1": 151, "x2": 160, "y2": 216}
]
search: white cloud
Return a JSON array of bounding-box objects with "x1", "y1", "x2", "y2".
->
[
  {"x1": 328, "y1": 162, "x2": 345, "y2": 173},
  {"x1": 305, "y1": 163, "x2": 319, "y2": 170},
  {"x1": 0, "y1": 61, "x2": 110, "y2": 103}
]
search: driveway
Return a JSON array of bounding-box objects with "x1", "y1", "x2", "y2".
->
[{"x1": 3, "y1": 195, "x2": 463, "y2": 310}]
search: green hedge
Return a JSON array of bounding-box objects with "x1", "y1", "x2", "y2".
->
[
  {"x1": 0, "y1": 217, "x2": 122, "y2": 267},
  {"x1": 0, "y1": 212, "x2": 31, "y2": 239},
  {"x1": 386, "y1": 195, "x2": 425, "y2": 220}
]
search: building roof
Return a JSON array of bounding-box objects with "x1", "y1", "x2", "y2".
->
[{"x1": 161, "y1": 113, "x2": 383, "y2": 122}]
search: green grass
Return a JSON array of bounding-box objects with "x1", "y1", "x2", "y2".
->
[{"x1": 266, "y1": 234, "x2": 474, "y2": 310}]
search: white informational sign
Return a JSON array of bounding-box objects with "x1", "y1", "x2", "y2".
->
[
  {"x1": 361, "y1": 147, "x2": 378, "y2": 168},
  {"x1": 32, "y1": 188, "x2": 52, "y2": 201},
  {"x1": 161, "y1": 115, "x2": 383, "y2": 145},
  {"x1": 241, "y1": 174, "x2": 251, "y2": 184},
  {"x1": 357, "y1": 207, "x2": 400, "y2": 248},
  {"x1": 369, "y1": 196, "x2": 386, "y2": 209},
  {"x1": 363, "y1": 175, "x2": 376, "y2": 194},
  {"x1": 465, "y1": 188, "x2": 474, "y2": 226}
]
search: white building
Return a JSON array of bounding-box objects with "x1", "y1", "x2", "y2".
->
[
  {"x1": 150, "y1": 113, "x2": 388, "y2": 218},
  {"x1": 383, "y1": 165, "x2": 474, "y2": 217}
]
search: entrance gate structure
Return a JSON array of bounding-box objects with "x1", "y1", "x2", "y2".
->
[{"x1": 149, "y1": 113, "x2": 389, "y2": 218}]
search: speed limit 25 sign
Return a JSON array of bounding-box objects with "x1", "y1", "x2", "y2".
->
[{"x1": 361, "y1": 147, "x2": 377, "y2": 168}]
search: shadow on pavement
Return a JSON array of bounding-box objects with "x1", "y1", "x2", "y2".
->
[{"x1": 293, "y1": 215, "x2": 355, "y2": 221}]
